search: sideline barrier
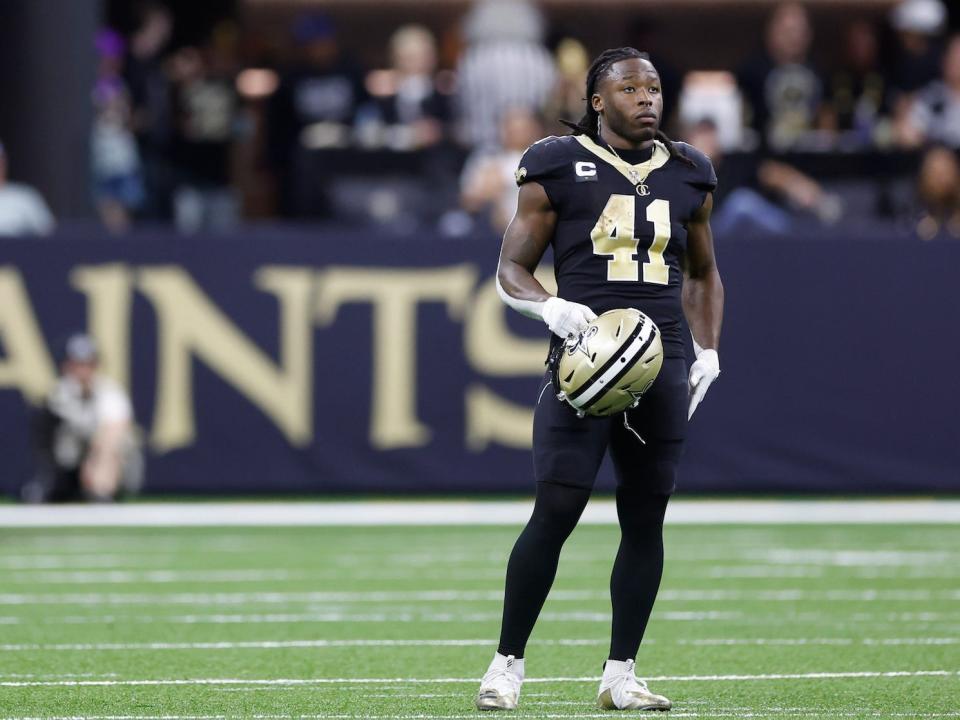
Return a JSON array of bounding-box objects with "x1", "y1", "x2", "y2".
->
[{"x1": 0, "y1": 229, "x2": 955, "y2": 494}]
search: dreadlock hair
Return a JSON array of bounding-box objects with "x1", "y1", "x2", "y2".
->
[{"x1": 560, "y1": 46, "x2": 694, "y2": 167}]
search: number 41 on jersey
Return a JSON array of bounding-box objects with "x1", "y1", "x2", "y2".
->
[{"x1": 590, "y1": 196, "x2": 670, "y2": 285}]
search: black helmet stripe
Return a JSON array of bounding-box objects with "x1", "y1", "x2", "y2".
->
[{"x1": 579, "y1": 327, "x2": 657, "y2": 412}]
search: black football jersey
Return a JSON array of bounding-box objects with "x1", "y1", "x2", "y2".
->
[{"x1": 516, "y1": 134, "x2": 717, "y2": 359}]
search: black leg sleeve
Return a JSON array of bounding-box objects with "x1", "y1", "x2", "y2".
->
[
  {"x1": 608, "y1": 487, "x2": 670, "y2": 661},
  {"x1": 497, "y1": 482, "x2": 591, "y2": 658}
]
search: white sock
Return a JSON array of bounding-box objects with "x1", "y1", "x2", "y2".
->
[
  {"x1": 489, "y1": 652, "x2": 525, "y2": 678},
  {"x1": 602, "y1": 658, "x2": 634, "y2": 680}
]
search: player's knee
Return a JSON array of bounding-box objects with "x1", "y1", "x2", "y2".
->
[
  {"x1": 616, "y1": 484, "x2": 671, "y2": 534},
  {"x1": 650, "y1": 460, "x2": 678, "y2": 495},
  {"x1": 528, "y1": 482, "x2": 590, "y2": 539},
  {"x1": 629, "y1": 460, "x2": 678, "y2": 496}
]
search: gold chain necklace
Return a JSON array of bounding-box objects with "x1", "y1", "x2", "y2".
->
[{"x1": 604, "y1": 141, "x2": 659, "y2": 197}]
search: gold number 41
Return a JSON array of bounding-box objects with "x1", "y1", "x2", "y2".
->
[{"x1": 590, "y1": 195, "x2": 670, "y2": 285}]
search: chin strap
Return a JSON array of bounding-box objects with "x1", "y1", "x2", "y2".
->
[{"x1": 622, "y1": 413, "x2": 646, "y2": 445}]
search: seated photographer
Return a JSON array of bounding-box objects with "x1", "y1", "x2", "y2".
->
[{"x1": 23, "y1": 334, "x2": 143, "y2": 503}]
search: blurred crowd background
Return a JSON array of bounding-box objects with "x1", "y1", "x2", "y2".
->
[
  {"x1": 1, "y1": 0, "x2": 959, "y2": 241},
  {"x1": 1, "y1": 0, "x2": 958, "y2": 501}
]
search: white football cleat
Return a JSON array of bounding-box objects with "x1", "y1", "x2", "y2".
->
[
  {"x1": 597, "y1": 659, "x2": 672, "y2": 711},
  {"x1": 475, "y1": 653, "x2": 524, "y2": 711}
]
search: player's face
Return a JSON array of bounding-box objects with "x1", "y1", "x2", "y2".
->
[{"x1": 593, "y1": 58, "x2": 663, "y2": 145}]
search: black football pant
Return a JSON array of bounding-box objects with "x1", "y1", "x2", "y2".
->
[{"x1": 497, "y1": 358, "x2": 687, "y2": 662}]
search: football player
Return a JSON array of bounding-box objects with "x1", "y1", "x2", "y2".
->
[{"x1": 475, "y1": 47, "x2": 723, "y2": 712}]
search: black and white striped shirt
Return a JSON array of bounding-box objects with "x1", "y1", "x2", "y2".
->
[{"x1": 457, "y1": 41, "x2": 557, "y2": 149}]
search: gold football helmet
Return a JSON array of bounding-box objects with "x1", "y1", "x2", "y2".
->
[{"x1": 553, "y1": 308, "x2": 663, "y2": 418}]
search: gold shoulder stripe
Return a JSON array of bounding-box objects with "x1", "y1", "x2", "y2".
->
[{"x1": 573, "y1": 135, "x2": 670, "y2": 186}]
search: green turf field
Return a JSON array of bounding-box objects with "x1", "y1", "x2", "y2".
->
[{"x1": 1, "y1": 521, "x2": 958, "y2": 719}]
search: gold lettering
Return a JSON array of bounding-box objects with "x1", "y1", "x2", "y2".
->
[
  {"x1": 70, "y1": 264, "x2": 135, "y2": 391},
  {"x1": 316, "y1": 265, "x2": 476, "y2": 449},
  {"x1": 0, "y1": 267, "x2": 56, "y2": 402},
  {"x1": 463, "y1": 266, "x2": 556, "y2": 450},
  {"x1": 138, "y1": 266, "x2": 314, "y2": 452},
  {"x1": 465, "y1": 384, "x2": 540, "y2": 451},
  {"x1": 464, "y1": 266, "x2": 555, "y2": 376}
]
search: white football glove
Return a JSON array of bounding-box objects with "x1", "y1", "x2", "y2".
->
[
  {"x1": 541, "y1": 296, "x2": 597, "y2": 339},
  {"x1": 688, "y1": 348, "x2": 720, "y2": 420}
]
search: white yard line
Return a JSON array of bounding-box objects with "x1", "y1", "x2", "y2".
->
[
  {"x1": 707, "y1": 567, "x2": 825, "y2": 578},
  {"x1": 682, "y1": 637, "x2": 960, "y2": 646},
  {"x1": 2, "y1": 500, "x2": 960, "y2": 527},
  {"x1": 0, "y1": 555, "x2": 167, "y2": 569},
  {"x1": 1, "y1": 670, "x2": 957, "y2": 688},
  {"x1": 743, "y1": 549, "x2": 959, "y2": 566},
  {"x1": 5, "y1": 717, "x2": 960, "y2": 720},
  {"x1": 4, "y1": 570, "x2": 297, "y2": 584},
  {"x1": 13, "y1": 610, "x2": 738, "y2": 625},
  {"x1": 5, "y1": 715, "x2": 960, "y2": 720},
  {"x1": 0, "y1": 588, "x2": 954, "y2": 606},
  {"x1": 1, "y1": 637, "x2": 958, "y2": 652},
  {"x1": 0, "y1": 673, "x2": 119, "y2": 678},
  {"x1": 7, "y1": 566, "x2": 958, "y2": 585},
  {"x1": 0, "y1": 639, "x2": 510, "y2": 652}
]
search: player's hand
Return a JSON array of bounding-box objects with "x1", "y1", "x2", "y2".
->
[
  {"x1": 688, "y1": 348, "x2": 720, "y2": 420},
  {"x1": 541, "y1": 297, "x2": 597, "y2": 339}
]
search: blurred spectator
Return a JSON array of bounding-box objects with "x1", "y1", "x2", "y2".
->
[
  {"x1": 823, "y1": 21, "x2": 890, "y2": 148},
  {"x1": 913, "y1": 145, "x2": 960, "y2": 239},
  {"x1": 737, "y1": 2, "x2": 826, "y2": 150},
  {"x1": 91, "y1": 29, "x2": 144, "y2": 233},
  {"x1": 678, "y1": 71, "x2": 745, "y2": 152},
  {"x1": 460, "y1": 106, "x2": 544, "y2": 232},
  {"x1": 0, "y1": 141, "x2": 55, "y2": 237},
  {"x1": 627, "y1": 15, "x2": 682, "y2": 133},
  {"x1": 124, "y1": 0, "x2": 174, "y2": 220},
  {"x1": 888, "y1": 0, "x2": 947, "y2": 97},
  {"x1": 543, "y1": 38, "x2": 589, "y2": 137},
  {"x1": 686, "y1": 119, "x2": 841, "y2": 237},
  {"x1": 897, "y1": 34, "x2": 960, "y2": 148},
  {"x1": 22, "y1": 334, "x2": 143, "y2": 504},
  {"x1": 267, "y1": 13, "x2": 368, "y2": 216},
  {"x1": 456, "y1": 0, "x2": 556, "y2": 150},
  {"x1": 363, "y1": 25, "x2": 451, "y2": 150},
  {"x1": 168, "y1": 32, "x2": 242, "y2": 233}
]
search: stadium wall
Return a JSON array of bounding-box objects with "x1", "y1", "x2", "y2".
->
[{"x1": 0, "y1": 228, "x2": 955, "y2": 495}]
